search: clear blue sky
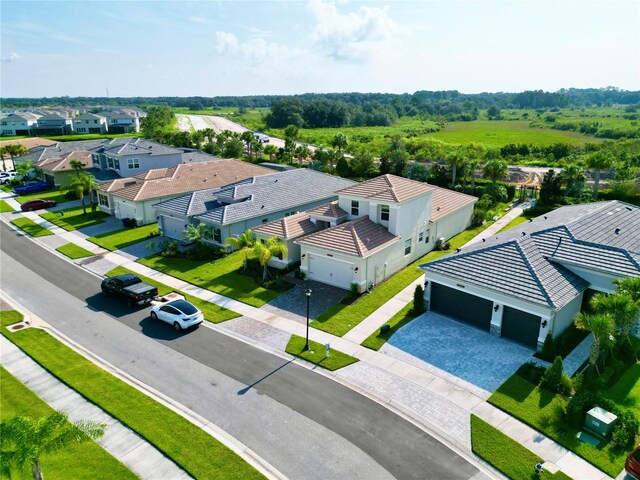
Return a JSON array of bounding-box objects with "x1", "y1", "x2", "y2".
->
[{"x1": 1, "y1": 0, "x2": 638, "y2": 98}]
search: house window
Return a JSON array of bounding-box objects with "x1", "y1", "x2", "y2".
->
[
  {"x1": 127, "y1": 158, "x2": 139, "y2": 169},
  {"x1": 404, "y1": 239, "x2": 412, "y2": 255},
  {"x1": 351, "y1": 200, "x2": 359, "y2": 216},
  {"x1": 418, "y1": 231, "x2": 424, "y2": 242},
  {"x1": 424, "y1": 228, "x2": 430, "y2": 243},
  {"x1": 98, "y1": 194, "x2": 109, "y2": 207},
  {"x1": 213, "y1": 227, "x2": 221, "y2": 243},
  {"x1": 107, "y1": 158, "x2": 114, "y2": 169},
  {"x1": 262, "y1": 218, "x2": 268, "y2": 223},
  {"x1": 114, "y1": 159, "x2": 120, "y2": 169},
  {"x1": 380, "y1": 205, "x2": 389, "y2": 221}
]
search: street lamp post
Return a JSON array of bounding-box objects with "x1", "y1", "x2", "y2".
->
[{"x1": 304, "y1": 289, "x2": 312, "y2": 351}]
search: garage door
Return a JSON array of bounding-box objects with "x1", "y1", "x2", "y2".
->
[
  {"x1": 161, "y1": 216, "x2": 186, "y2": 240},
  {"x1": 430, "y1": 283, "x2": 492, "y2": 331},
  {"x1": 308, "y1": 255, "x2": 352, "y2": 290},
  {"x1": 501, "y1": 306, "x2": 540, "y2": 349}
]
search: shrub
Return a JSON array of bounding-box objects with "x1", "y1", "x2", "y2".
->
[
  {"x1": 516, "y1": 361, "x2": 545, "y2": 385},
  {"x1": 348, "y1": 282, "x2": 360, "y2": 300},
  {"x1": 294, "y1": 268, "x2": 306, "y2": 280},
  {"x1": 412, "y1": 285, "x2": 425, "y2": 315},
  {"x1": 539, "y1": 333, "x2": 555, "y2": 361},
  {"x1": 610, "y1": 411, "x2": 639, "y2": 450},
  {"x1": 158, "y1": 240, "x2": 178, "y2": 257},
  {"x1": 539, "y1": 356, "x2": 564, "y2": 393},
  {"x1": 64, "y1": 189, "x2": 79, "y2": 200},
  {"x1": 565, "y1": 390, "x2": 599, "y2": 428},
  {"x1": 505, "y1": 183, "x2": 516, "y2": 200},
  {"x1": 595, "y1": 359, "x2": 626, "y2": 390},
  {"x1": 443, "y1": 241, "x2": 451, "y2": 250}
]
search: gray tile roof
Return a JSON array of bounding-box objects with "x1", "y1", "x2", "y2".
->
[
  {"x1": 153, "y1": 169, "x2": 355, "y2": 225},
  {"x1": 95, "y1": 138, "x2": 183, "y2": 156}
]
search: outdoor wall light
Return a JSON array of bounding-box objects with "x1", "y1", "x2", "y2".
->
[
  {"x1": 494, "y1": 304, "x2": 500, "y2": 312},
  {"x1": 354, "y1": 267, "x2": 359, "y2": 273},
  {"x1": 301, "y1": 254, "x2": 306, "y2": 259},
  {"x1": 542, "y1": 320, "x2": 548, "y2": 328}
]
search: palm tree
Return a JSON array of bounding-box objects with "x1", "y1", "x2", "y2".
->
[
  {"x1": 590, "y1": 292, "x2": 638, "y2": 344},
  {"x1": 5, "y1": 144, "x2": 29, "y2": 172},
  {"x1": 0, "y1": 412, "x2": 105, "y2": 480},
  {"x1": 253, "y1": 237, "x2": 288, "y2": 281},
  {"x1": 445, "y1": 149, "x2": 467, "y2": 187},
  {"x1": 613, "y1": 277, "x2": 640, "y2": 303},
  {"x1": 69, "y1": 159, "x2": 85, "y2": 178},
  {"x1": 483, "y1": 159, "x2": 509, "y2": 184},
  {"x1": 263, "y1": 144, "x2": 278, "y2": 162},
  {"x1": 0, "y1": 146, "x2": 8, "y2": 172},
  {"x1": 331, "y1": 133, "x2": 348, "y2": 156},
  {"x1": 67, "y1": 173, "x2": 97, "y2": 216},
  {"x1": 586, "y1": 151, "x2": 615, "y2": 198},
  {"x1": 15, "y1": 158, "x2": 35, "y2": 181},
  {"x1": 224, "y1": 229, "x2": 256, "y2": 271},
  {"x1": 183, "y1": 223, "x2": 212, "y2": 246},
  {"x1": 558, "y1": 164, "x2": 586, "y2": 198},
  {"x1": 574, "y1": 312, "x2": 615, "y2": 374}
]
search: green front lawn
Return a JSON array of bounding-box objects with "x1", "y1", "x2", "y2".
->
[
  {"x1": 471, "y1": 415, "x2": 572, "y2": 480},
  {"x1": 106, "y1": 266, "x2": 239, "y2": 323},
  {"x1": 361, "y1": 304, "x2": 416, "y2": 350},
  {"x1": 489, "y1": 374, "x2": 626, "y2": 477},
  {"x1": 14, "y1": 188, "x2": 72, "y2": 205},
  {"x1": 138, "y1": 252, "x2": 280, "y2": 307},
  {"x1": 0, "y1": 199, "x2": 13, "y2": 212},
  {"x1": 41, "y1": 205, "x2": 109, "y2": 231},
  {"x1": 88, "y1": 224, "x2": 158, "y2": 251},
  {"x1": 56, "y1": 243, "x2": 95, "y2": 259},
  {"x1": 0, "y1": 311, "x2": 263, "y2": 480},
  {"x1": 1, "y1": 367, "x2": 136, "y2": 480},
  {"x1": 311, "y1": 221, "x2": 496, "y2": 337},
  {"x1": 604, "y1": 362, "x2": 640, "y2": 418},
  {"x1": 11, "y1": 217, "x2": 54, "y2": 237},
  {"x1": 285, "y1": 335, "x2": 359, "y2": 371}
]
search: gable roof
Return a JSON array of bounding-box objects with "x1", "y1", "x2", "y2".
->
[
  {"x1": 336, "y1": 174, "x2": 435, "y2": 203},
  {"x1": 154, "y1": 169, "x2": 355, "y2": 225},
  {"x1": 306, "y1": 201, "x2": 348, "y2": 219},
  {"x1": 296, "y1": 216, "x2": 399, "y2": 258},
  {"x1": 253, "y1": 212, "x2": 319, "y2": 239},
  {"x1": 98, "y1": 159, "x2": 272, "y2": 202},
  {"x1": 73, "y1": 113, "x2": 106, "y2": 121},
  {"x1": 430, "y1": 187, "x2": 478, "y2": 222},
  {"x1": 35, "y1": 151, "x2": 93, "y2": 173}
]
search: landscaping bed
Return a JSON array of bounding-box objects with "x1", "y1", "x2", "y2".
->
[
  {"x1": 0, "y1": 310, "x2": 264, "y2": 480},
  {"x1": 88, "y1": 224, "x2": 158, "y2": 251},
  {"x1": 11, "y1": 217, "x2": 54, "y2": 237},
  {"x1": 1, "y1": 366, "x2": 136, "y2": 480},
  {"x1": 55, "y1": 243, "x2": 96, "y2": 259},
  {"x1": 285, "y1": 335, "x2": 359, "y2": 371}
]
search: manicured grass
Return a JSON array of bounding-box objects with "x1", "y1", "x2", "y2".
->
[
  {"x1": 1, "y1": 367, "x2": 136, "y2": 480},
  {"x1": 45, "y1": 133, "x2": 137, "y2": 142},
  {"x1": 361, "y1": 304, "x2": 416, "y2": 351},
  {"x1": 497, "y1": 215, "x2": 529, "y2": 233},
  {"x1": 0, "y1": 311, "x2": 264, "y2": 480},
  {"x1": 311, "y1": 221, "x2": 497, "y2": 337},
  {"x1": 471, "y1": 415, "x2": 572, "y2": 480},
  {"x1": 55, "y1": 243, "x2": 95, "y2": 259},
  {"x1": 603, "y1": 362, "x2": 640, "y2": 418},
  {"x1": 106, "y1": 266, "x2": 239, "y2": 323},
  {"x1": 14, "y1": 188, "x2": 72, "y2": 205},
  {"x1": 41, "y1": 205, "x2": 109, "y2": 231},
  {"x1": 285, "y1": 335, "x2": 359, "y2": 371},
  {"x1": 489, "y1": 374, "x2": 626, "y2": 477},
  {"x1": 138, "y1": 252, "x2": 280, "y2": 307},
  {"x1": 88, "y1": 224, "x2": 159, "y2": 251},
  {"x1": 0, "y1": 199, "x2": 13, "y2": 212},
  {"x1": 11, "y1": 217, "x2": 54, "y2": 237}
]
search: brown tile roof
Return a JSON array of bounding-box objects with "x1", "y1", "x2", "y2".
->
[
  {"x1": 306, "y1": 201, "x2": 348, "y2": 219},
  {"x1": 297, "y1": 216, "x2": 399, "y2": 258},
  {"x1": 336, "y1": 174, "x2": 435, "y2": 203},
  {"x1": 253, "y1": 212, "x2": 319, "y2": 239},
  {"x1": 35, "y1": 151, "x2": 93, "y2": 173},
  {"x1": 98, "y1": 159, "x2": 272, "y2": 201},
  {"x1": 430, "y1": 187, "x2": 478, "y2": 222}
]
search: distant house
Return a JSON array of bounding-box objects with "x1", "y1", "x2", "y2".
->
[
  {"x1": 34, "y1": 151, "x2": 93, "y2": 187},
  {"x1": 153, "y1": 169, "x2": 355, "y2": 243},
  {"x1": 72, "y1": 113, "x2": 108, "y2": 134},
  {"x1": 421, "y1": 201, "x2": 640, "y2": 350},
  {"x1": 0, "y1": 113, "x2": 41, "y2": 136},
  {"x1": 98, "y1": 111, "x2": 140, "y2": 133},
  {"x1": 32, "y1": 114, "x2": 73, "y2": 136},
  {"x1": 97, "y1": 159, "x2": 273, "y2": 226}
]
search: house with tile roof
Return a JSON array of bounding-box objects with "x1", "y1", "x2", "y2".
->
[
  {"x1": 285, "y1": 174, "x2": 477, "y2": 292},
  {"x1": 152, "y1": 169, "x2": 355, "y2": 243},
  {"x1": 96, "y1": 159, "x2": 273, "y2": 226},
  {"x1": 35, "y1": 151, "x2": 94, "y2": 187},
  {"x1": 421, "y1": 201, "x2": 640, "y2": 350},
  {"x1": 72, "y1": 113, "x2": 108, "y2": 134},
  {"x1": 1, "y1": 112, "x2": 41, "y2": 136}
]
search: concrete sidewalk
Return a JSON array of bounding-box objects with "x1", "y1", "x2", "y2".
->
[{"x1": 1, "y1": 190, "x2": 613, "y2": 480}]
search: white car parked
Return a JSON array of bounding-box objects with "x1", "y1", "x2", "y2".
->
[
  {"x1": 0, "y1": 172, "x2": 18, "y2": 184},
  {"x1": 150, "y1": 299, "x2": 203, "y2": 331}
]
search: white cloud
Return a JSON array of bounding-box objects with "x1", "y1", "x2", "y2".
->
[
  {"x1": 190, "y1": 16, "x2": 211, "y2": 24},
  {"x1": 215, "y1": 31, "x2": 305, "y2": 65},
  {"x1": 307, "y1": 0, "x2": 397, "y2": 62},
  {"x1": 1, "y1": 52, "x2": 20, "y2": 63},
  {"x1": 247, "y1": 26, "x2": 273, "y2": 38}
]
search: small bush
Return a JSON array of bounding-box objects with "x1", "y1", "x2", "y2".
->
[
  {"x1": 64, "y1": 189, "x2": 79, "y2": 200},
  {"x1": 539, "y1": 356, "x2": 564, "y2": 394},
  {"x1": 443, "y1": 241, "x2": 451, "y2": 250},
  {"x1": 294, "y1": 268, "x2": 306, "y2": 280},
  {"x1": 412, "y1": 285, "x2": 425, "y2": 315},
  {"x1": 539, "y1": 333, "x2": 556, "y2": 361},
  {"x1": 158, "y1": 240, "x2": 178, "y2": 257},
  {"x1": 516, "y1": 361, "x2": 545, "y2": 385},
  {"x1": 610, "y1": 411, "x2": 639, "y2": 450}
]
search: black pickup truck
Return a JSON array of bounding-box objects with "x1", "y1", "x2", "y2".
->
[{"x1": 101, "y1": 274, "x2": 158, "y2": 306}]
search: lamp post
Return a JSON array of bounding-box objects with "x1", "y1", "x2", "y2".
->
[{"x1": 304, "y1": 288, "x2": 312, "y2": 351}]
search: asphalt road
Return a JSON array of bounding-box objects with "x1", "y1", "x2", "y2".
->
[{"x1": 0, "y1": 221, "x2": 485, "y2": 480}]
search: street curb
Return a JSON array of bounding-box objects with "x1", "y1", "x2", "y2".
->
[{"x1": 0, "y1": 293, "x2": 288, "y2": 480}]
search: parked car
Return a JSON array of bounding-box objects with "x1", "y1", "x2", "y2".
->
[
  {"x1": 254, "y1": 132, "x2": 269, "y2": 143},
  {"x1": 150, "y1": 299, "x2": 204, "y2": 331},
  {"x1": 13, "y1": 181, "x2": 53, "y2": 195},
  {"x1": 0, "y1": 172, "x2": 18, "y2": 184},
  {"x1": 20, "y1": 199, "x2": 56, "y2": 211},
  {"x1": 626, "y1": 445, "x2": 640, "y2": 479},
  {"x1": 101, "y1": 274, "x2": 159, "y2": 307}
]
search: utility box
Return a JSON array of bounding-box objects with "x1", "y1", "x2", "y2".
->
[{"x1": 585, "y1": 407, "x2": 618, "y2": 438}]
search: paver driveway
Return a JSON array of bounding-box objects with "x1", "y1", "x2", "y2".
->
[{"x1": 385, "y1": 311, "x2": 537, "y2": 392}]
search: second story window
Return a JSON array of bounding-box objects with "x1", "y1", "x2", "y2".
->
[
  {"x1": 380, "y1": 205, "x2": 389, "y2": 221},
  {"x1": 404, "y1": 239, "x2": 412, "y2": 255},
  {"x1": 127, "y1": 158, "x2": 139, "y2": 169},
  {"x1": 351, "y1": 200, "x2": 359, "y2": 216}
]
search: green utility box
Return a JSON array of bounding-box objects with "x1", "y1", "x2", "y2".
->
[{"x1": 585, "y1": 407, "x2": 618, "y2": 438}]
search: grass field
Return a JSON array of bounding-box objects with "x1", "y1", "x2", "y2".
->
[
  {"x1": 88, "y1": 224, "x2": 158, "y2": 251},
  {"x1": 41, "y1": 205, "x2": 109, "y2": 231},
  {"x1": 285, "y1": 335, "x2": 359, "y2": 371},
  {"x1": 14, "y1": 188, "x2": 73, "y2": 205},
  {"x1": 44, "y1": 133, "x2": 137, "y2": 142},
  {"x1": 361, "y1": 304, "x2": 416, "y2": 351},
  {"x1": 0, "y1": 199, "x2": 13, "y2": 212},
  {"x1": 55, "y1": 243, "x2": 95, "y2": 259},
  {"x1": 1, "y1": 367, "x2": 136, "y2": 480},
  {"x1": 603, "y1": 362, "x2": 640, "y2": 418},
  {"x1": 11, "y1": 217, "x2": 54, "y2": 237}
]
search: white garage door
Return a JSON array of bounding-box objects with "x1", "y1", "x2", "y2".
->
[
  {"x1": 308, "y1": 255, "x2": 353, "y2": 290},
  {"x1": 161, "y1": 216, "x2": 186, "y2": 239},
  {"x1": 115, "y1": 201, "x2": 136, "y2": 220}
]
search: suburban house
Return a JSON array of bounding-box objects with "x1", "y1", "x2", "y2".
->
[
  {"x1": 96, "y1": 159, "x2": 273, "y2": 226},
  {"x1": 1, "y1": 113, "x2": 41, "y2": 136},
  {"x1": 34, "y1": 151, "x2": 94, "y2": 187},
  {"x1": 32, "y1": 114, "x2": 73, "y2": 136},
  {"x1": 72, "y1": 113, "x2": 108, "y2": 134},
  {"x1": 98, "y1": 111, "x2": 141, "y2": 133},
  {"x1": 421, "y1": 201, "x2": 640, "y2": 350},
  {"x1": 253, "y1": 175, "x2": 478, "y2": 292},
  {"x1": 153, "y1": 169, "x2": 355, "y2": 243}
]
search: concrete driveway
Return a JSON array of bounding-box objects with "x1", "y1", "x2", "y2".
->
[{"x1": 384, "y1": 311, "x2": 537, "y2": 393}]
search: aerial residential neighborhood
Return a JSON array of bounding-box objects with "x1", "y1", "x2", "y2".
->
[{"x1": 1, "y1": 2, "x2": 639, "y2": 480}]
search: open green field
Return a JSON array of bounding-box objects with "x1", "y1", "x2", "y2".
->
[
  {"x1": 603, "y1": 362, "x2": 640, "y2": 417},
  {"x1": 1, "y1": 367, "x2": 136, "y2": 480}
]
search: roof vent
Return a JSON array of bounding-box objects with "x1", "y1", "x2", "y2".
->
[
  {"x1": 522, "y1": 232, "x2": 526, "y2": 236},
  {"x1": 437, "y1": 206, "x2": 441, "y2": 211},
  {"x1": 544, "y1": 216, "x2": 548, "y2": 220},
  {"x1": 261, "y1": 205, "x2": 265, "y2": 209},
  {"x1": 214, "y1": 172, "x2": 218, "y2": 176},
  {"x1": 615, "y1": 228, "x2": 621, "y2": 235},
  {"x1": 275, "y1": 179, "x2": 278, "y2": 182},
  {"x1": 456, "y1": 248, "x2": 461, "y2": 253},
  {"x1": 626, "y1": 207, "x2": 633, "y2": 211},
  {"x1": 482, "y1": 238, "x2": 486, "y2": 242}
]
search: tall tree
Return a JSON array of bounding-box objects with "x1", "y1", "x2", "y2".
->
[
  {"x1": 0, "y1": 412, "x2": 105, "y2": 480},
  {"x1": 539, "y1": 169, "x2": 563, "y2": 206},
  {"x1": 591, "y1": 291, "x2": 639, "y2": 345},
  {"x1": 586, "y1": 151, "x2": 615, "y2": 197},
  {"x1": 66, "y1": 173, "x2": 97, "y2": 216},
  {"x1": 263, "y1": 144, "x2": 278, "y2": 162},
  {"x1": 445, "y1": 149, "x2": 467, "y2": 187},
  {"x1": 6, "y1": 144, "x2": 29, "y2": 173},
  {"x1": 15, "y1": 158, "x2": 35, "y2": 181},
  {"x1": 69, "y1": 159, "x2": 85, "y2": 178},
  {"x1": 183, "y1": 223, "x2": 212, "y2": 246},
  {"x1": 331, "y1": 133, "x2": 348, "y2": 156},
  {"x1": 558, "y1": 164, "x2": 586, "y2": 198},
  {"x1": 253, "y1": 237, "x2": 288, "y2": 281},
  {"x1": 574, "y1": 313, "x2": 615, "y2": 374},
  {"x1": 224, "y1": 229, "x2": 256, "y2": 271},
  {"x1": 482, "y1": 159, "x2": 508, "y2": 184}
]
